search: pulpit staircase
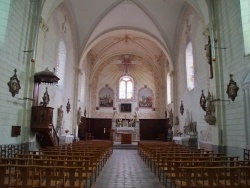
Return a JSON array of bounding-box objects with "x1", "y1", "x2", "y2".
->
[{"x1": 35, "y1": 126, "x2": 59, "y2": 148}]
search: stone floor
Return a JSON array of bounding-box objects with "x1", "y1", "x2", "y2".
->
[{"x1": 92, "y1": 149, "x2": 165, "y2": 188}]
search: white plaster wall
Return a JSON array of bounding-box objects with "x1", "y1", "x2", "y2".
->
[
  {"x1": 77, "y1": 56, "x2": 91, "y2": 118},
  {"x1": 174, "y1": 0, "x2": 250, "y2": 152},
  {"x1": 0, "y1": 0, "x2": 34, "y2": 144},
  {"x1": 90, "y1": 58, "x2": 160, "y2": 119},
  {"x1": 174, "y1": 5, "x2": 212, "y2": 146},
  {"x1": 214, "y1": 0, "x2": 248, "y2": 149},
  {"x1": 37, "y1": 3, "x2": 77, "y2": 135}
]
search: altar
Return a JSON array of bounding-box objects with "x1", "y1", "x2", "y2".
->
[
  {"x1": 113, "y1": 126, "x2": 136, "y2": 142},
  {"x1": 111, "y1": 116, "x2": 140, "y2": 142},
  {"x1": 116, "y1": 127, "x2": 135, "y2": 134},
  {"x1": 121, "y1": 134, "x2": 132, "y2": 144}
]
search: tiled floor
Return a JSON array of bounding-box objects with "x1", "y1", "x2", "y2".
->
[{"x1": 92, "y1": 149, "x2": 165, "y2": 188}]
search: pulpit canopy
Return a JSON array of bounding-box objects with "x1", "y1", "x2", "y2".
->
[{"x1": 34, "y1": 67, "x2": 60, "y2": 85}]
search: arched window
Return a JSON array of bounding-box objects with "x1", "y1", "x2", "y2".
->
[
  {"x1": 167, "y1": 73, "x2": 171, "y2": 104},
  {"x1": 56, "y1": 41, "x2": 66, "y2": 87},
  {"x1": 119, "y1": 76, "x2": 133, "y2": 99},
  {"x1": 80, "y1": 72, "x2": 85, "y2": 101},
  {"x1": 240, "y1": 0, "x2": 250, "y2": 55},
  {"x1": 186, "y1": 42, "x2": 194, "y2": 91}
]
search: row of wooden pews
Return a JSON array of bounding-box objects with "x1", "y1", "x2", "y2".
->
[
  {"x1": 138, "y1": 141, "x2": 250, "y2": 187},
  {"x1": 0, "y1": 140, "x2": 113, "y2": 188}
]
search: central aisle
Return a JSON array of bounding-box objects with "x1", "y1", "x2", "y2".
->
[{"x1": 92, "y1": 149, "x2": 164, "y2": 188}]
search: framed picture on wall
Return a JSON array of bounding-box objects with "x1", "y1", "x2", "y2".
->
[
  {"x1": 99, "y1": 86, "x2": 114, "y2": 107},
  {"x1": 138, "y1": 86, "x2": 153, "y2": 108},
  {"x1": 120, "y1": 103, "x2": 131, "y2": 112}
]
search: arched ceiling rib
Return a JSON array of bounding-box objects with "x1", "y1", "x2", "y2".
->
[{"x1": 41, "y1": 0, "x2": 209, "y2": 77}]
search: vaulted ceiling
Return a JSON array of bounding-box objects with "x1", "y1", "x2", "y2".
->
[{"x1": 42, "y1": 0, "x2": 209, "y2": 76}]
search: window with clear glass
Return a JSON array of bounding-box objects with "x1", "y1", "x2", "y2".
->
[
  {"x1": 80, "y1": 72, "x2": 85, "y2": 101},
  {"x1": 167, "y1": 73, "x2": 171, "y2": 104},
  {"x1": 186, "y1": 42, "x2": 194, "y2": 91},
  {"x1": 119, "y1": 76, "x2": 133, "y2": 99},
  {"x1": 56, "y1": 41, "x2": 66, "y2": 87}
]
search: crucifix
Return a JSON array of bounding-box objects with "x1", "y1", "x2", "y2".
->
[
  {"x1": 204, "y1": 36, "x2": 213, "y2": 79},
  {"x1": 204, "y1": 36, "x2": 214, "y2": 79},
  {"x1": 122, "y1": 55, "x2": 131, "y2": 73}
]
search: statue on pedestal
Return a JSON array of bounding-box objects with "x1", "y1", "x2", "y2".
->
[
  {"x1": 56, "y1": 105, "x2": 64, "y2": 135},
  {"x1": 112, "y1": 111, "x2": 117, "y2": 120},
  {"x1": 129, "y1": 118, "x2": 134, "y2": 127},
  {"x1": 77, "y1": 107, "x2": 82, "y2": 125},
  {"x1": 185, "y1": 109, "x2": 191, "y2": 126},
  {"x1": 168, "y1": 109, "x2": 173, "y2": 127},
  {"x1": 167, "y1": 128, "x2": 173, "y2": 141},
  {"x1": 134, "y1": 111, "x2": 139, "y2": 121}
]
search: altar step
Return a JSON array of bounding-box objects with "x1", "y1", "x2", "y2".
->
[{"x1": 113, "y1": 142, "x2": 138, "y2": 150}]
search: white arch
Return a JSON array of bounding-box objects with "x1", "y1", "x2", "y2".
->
[{"x1": 79, "y1": 29, "x2": 173, "y2": 74}]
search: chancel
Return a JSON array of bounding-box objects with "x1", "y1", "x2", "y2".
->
[
  {"x1": 1, "y1": 0, "x2": 250, "y2": 188},
  {"x1": 111, "y1": 113, "x2": 140, "y2": 143}
]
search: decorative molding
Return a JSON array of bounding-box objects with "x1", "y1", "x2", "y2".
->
[
  {"x1": 88, "y1": 50, "x2": 98, "y2": 64},
  {"x1": 203, "y1": 24, "x2": 210, "y2": 36},
  {"x1": 185, "y1": 18, "x2": 192, "y2": 35},
  {"x1": 39, "y1": 17, "x2": 49, "y2": 33}
]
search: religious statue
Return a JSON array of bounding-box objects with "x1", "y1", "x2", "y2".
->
[
  {"x1": 56, "y1": 105, "x2": 64, "y2": 135},
  {"x1": 41, "y1": 87, "x2": 50, "y2": 107},
  {"x1": 117, "y1": 118, "x2": 123, "y2": 126},
  {"x1": 205, "y1": 92, "x2": 214, "y2": 115},
  {"x1": 84, "y1": 107, "x2": 87, "y2": 117},
  {"x1": 204, "y1": 92, "x2": 216, "y2": 125},
  {"x1": 180, "y1": 101, "x2": 184, "y2": 115},
  {"x1": 174, "y1": 116, "x2": 179, "y2": 125},
  {"x1": 112, "y1": 111, "x2": 117, "y2": 119},
  {"x1": 168, "y1": 109, "x2": 173, "y2": 127},
  {"x1": 77, "y1": 107, "x2": 82, "y2": 125},
  {"x1": 204, "y1": 36, "x2": 213, "y2": 79},
  {"x1": 134, "y1": 111, "x2": 139, "y2": 120},
  {"x1": 185, "y1": 109, "x2": 191, "y2": 126},
  {"x1": 167, "y1": 128, "x2": 173, "y2": 141},
  {"x1": 165, "y1": 108, "x2": 168, "y2": 118},
  {"x1": 204, "y1": 36, "x2": 212, "y2": 64},
  {"x1": 128, "y1": 118, "x2": 134, "y2": 127}
]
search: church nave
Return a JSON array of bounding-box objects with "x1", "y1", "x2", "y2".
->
[{"x1": 92, "y1": 149, "x2": 164, "y2": 188}]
